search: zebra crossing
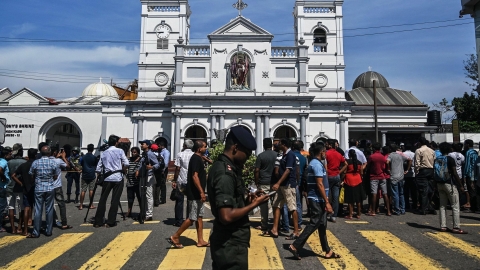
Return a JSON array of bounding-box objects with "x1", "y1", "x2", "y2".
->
[{"x1": 0, "y1": 227, "x2": 478, "y2": 270}]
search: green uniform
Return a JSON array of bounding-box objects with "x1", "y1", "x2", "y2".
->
[{"x1": 207, "y1": 154, "x2": 250, "y2": 270}]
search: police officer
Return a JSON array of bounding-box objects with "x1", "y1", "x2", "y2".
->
[{"x1": 207, "y1": 126, "x2": 270, "y2": 270}]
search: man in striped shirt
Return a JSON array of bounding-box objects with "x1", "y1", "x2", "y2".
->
[{"x1": 28, "y1": 146, "x2": 60, "y2": 237}]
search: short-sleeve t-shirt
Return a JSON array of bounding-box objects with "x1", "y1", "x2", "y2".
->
[
  {"x1": 307, "y1": 158, "x2": 328, "y2": 202},
  {"x1": 279, "y1": 149, "x2": 297, "y2": 188},
  {"x1": 185, "y1": 154, "x2": 207, "y2": 200},
  {"x1": 387, "y1": 152, "x2": 409, "y2": 182},
  {"x1": 15, "y1": 160, "x2": 35, "y2": 193},
  {"x1": 368, "y1": 151, "x2": 386, "y2": 180},
  {"x1": 326, "y1": 148, "x2": 345, "y2": 177},
  {"x1": 255, "y1": 150, "x2": 278, "y2": 185}
]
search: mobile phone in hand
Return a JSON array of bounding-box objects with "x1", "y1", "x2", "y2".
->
[{"x1": 267, "y1": 191, "x2": 277, "y2": 197}]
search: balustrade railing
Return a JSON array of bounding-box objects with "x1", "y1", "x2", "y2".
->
[
  {"x1": 271, "y1": 47, "x2": 297, "y2": 58},
  {"x1": 185, "y1": 45, "x2": 211, "y2": 57},
  {"x1": 304, "y1": 7, "x2": 335, "y2": 13},
  {"x1": 313, "y1": 44, "x2": 328, "y2": 53},
  {"x1": 148, "y1": 6, "x2": 180, "y2": 12}
]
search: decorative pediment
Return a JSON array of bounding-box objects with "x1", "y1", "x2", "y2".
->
[
  {"x1": 0, "y1": 87, "x2": 50, "y2": 106},
  {"x1": 208, "y1": 16, "x2": 273, "y2": 42},
  {"x1": 0, "y1": 88, "x2": 13, "y2": 101}
]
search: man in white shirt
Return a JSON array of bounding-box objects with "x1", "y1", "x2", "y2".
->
[
  {"x1": 172, "y1": 140, "x2": 194, "y2": 227},
  {"x1": 345, "y1": 139, "x2": 367, "y2": 167}
]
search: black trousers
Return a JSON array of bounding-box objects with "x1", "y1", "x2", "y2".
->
[
  {"x1": 66, "y1": 172, "x2": 80, "y2": 196},
  {"x1": 292, "y1": 199, "x2": 330, "y2": 253},
  {"x1": 53, "y1": 186, "x2": 67, "y2": 226},
  {"x1": 404, "y1": 177, "x2": 418, "y2": 210},
  {"x1": 211, "y1": 241, "x2": 248, "y2": 270},
  {"x1": 94, "y1": 180, "x2": 124, "y2": 226},
  {"x1": 174, "y1": 187, "x2": 184, "y2": 225},
  {"x1": 153, "y1": 172, "x2": 166, "y2": 205},
  {"x1": 127, "y1": 185, "x2": 141, "y2": 210},
  {"x1": 416, "y1": 169, "x2": 434, "y2": 212}
]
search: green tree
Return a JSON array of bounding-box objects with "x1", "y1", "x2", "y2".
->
[
  {"x1": 207, "y1": 143, "x2": 257, "y2": 186},
  {"x1": 464, "y1": 53, "x2": 479, "y2": 91}
]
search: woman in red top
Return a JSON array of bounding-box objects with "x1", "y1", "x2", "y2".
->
[{"x1": 341, "y1": 149, "x2": 366, "y2": 219}]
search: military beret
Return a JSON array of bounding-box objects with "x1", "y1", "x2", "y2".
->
[{"x1": 229, "y1": 126, "x2": 257, "y2": 151}]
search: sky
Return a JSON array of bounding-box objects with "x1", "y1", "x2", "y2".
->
[{"x1": 0, "y1": 0, "x2": 476, "y2": 108}]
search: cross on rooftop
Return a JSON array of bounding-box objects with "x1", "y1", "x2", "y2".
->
[{"x1": 233, "y1": 0, "x2": 247, "y2": 16}]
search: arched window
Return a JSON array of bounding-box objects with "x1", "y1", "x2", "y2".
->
[
  {"x1": 274, "y1": 126, "x2": 297, "y2": 140},
  {"x1": 313, "y1": 28, "x2": 327, "y2": 52},
  {"x1": 229, "y1": 53, "x2": 251, "y2": 91},
  {"x1": 184, "y1": 126, "x2": 207, "y2": 141}
]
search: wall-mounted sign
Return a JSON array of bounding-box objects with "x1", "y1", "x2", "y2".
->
[{"x1": 5, "y1": 124, "x2": 34, "y2": 138}]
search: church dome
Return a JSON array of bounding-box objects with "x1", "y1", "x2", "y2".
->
[
  {"x1": 352, "y1": 71, "x2": 390, "y2": 89},
  {"x1": 81, "y1": 81, "x2": 119, "y2": 98}
]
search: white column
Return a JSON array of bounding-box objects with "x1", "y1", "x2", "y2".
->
[
  {"x1": 143, "y1": 118, "x2": 148, "y2": 140},
  {"x1": 381, "y1": 131, "x2": 387, "y2": 146},
  {"x1": 255, "y1": 115, "x2": 262, "y2": 154},
  {"x1": 339, "y1": 116, "x2": 347, "y2": 151},
  {"x1": 264, "y1": 115, "x2": 270, "y2": 139},
  {"x1": 174, "y1": 114, "x2": 181, "y2": 156},
  {"x1": 300, "y1": 114, "x2": 307, "y2": 142},
  {"x1": 170, "y1": 116, "x2": 175, "y2": 155},
  {"x1": 219, "y1": 115, "x2": 225, "y2": 130},
  {"x1": 211, "y1": 115, "x2": 217, "y2": 140},
  {"x1": 137, "y1": 118, "x2": 144, "y2": 142},
  {"x1": 133, "y1": 119, "x2": 138, "y2": 147}
]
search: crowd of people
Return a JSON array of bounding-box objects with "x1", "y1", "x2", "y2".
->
[{"x1": 0, "y1": 131, "x2": 479, "y2": 268}]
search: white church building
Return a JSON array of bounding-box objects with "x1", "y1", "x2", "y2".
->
[{"x1": 0, "y1": 0, "x2": 433, "y2": 157}]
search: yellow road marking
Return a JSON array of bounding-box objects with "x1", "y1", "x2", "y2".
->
[
  {"x1": 345, "y1": 221, "x2": 369, "y2": 224},
  {"x1": 359, "y1": 231, "x2": 445, "y2": 270},
  {"x1": 0, "y1": 236, "x2": 25, "y2": 249},
  {"x1": 80, "y1": 224, "x2": 93, "y2": 226},
  {"x1": 79, "y1": 231, "x2": 151, "y2": 270},
  {"x1": 460, "y1": 223, "x2": 480, "y2": 226},
  {"x1": 159, "y1": 229, "x2": 211, "y2": 270},
  {"x1": 249, "y1": 232, "x2": 284, "y2": 269},
  {"x1": 307, "y1": 230, "x2": 367, "y2": 270},
  {"x1": 426, "y1": 232, "x2": 480, "y2": 261},
  {"x1": 0, "y1": 233, "x2": 92, "y2": 270},
  {"x1": 132, "y1": 221, "x2": 161, "y2": 224}
]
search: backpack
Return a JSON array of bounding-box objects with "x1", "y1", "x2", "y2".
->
[{"x1": 434, "y1": 156, "x2": 450, "y2": 183}]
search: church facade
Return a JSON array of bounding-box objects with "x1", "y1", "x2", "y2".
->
[{"x1": 0, "y1": 0, "x2": 433, "y2": 156}]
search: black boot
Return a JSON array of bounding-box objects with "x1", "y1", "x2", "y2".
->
[{"x1": 66, "y1": 195, "x2": 71, "y2": 204}]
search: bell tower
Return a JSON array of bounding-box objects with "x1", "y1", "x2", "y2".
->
[
  {"x1": 294, "y1": 0, "x2": 345, "y2": 100},
  {"x1": 138, "y1": 0, "x2": 191, "y2": 99}
]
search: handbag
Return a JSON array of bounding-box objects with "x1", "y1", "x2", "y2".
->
[
  {"x1": 338, "y1": 187, "x2": 345, "y2": 204},
  {"x1": 170, "y1": 188, "x2": 178, "y2": 201}
]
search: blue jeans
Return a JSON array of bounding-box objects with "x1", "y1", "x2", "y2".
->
[
  {"x1": 296, "y1": 186, "x2": 303, "y2": 227},
  {"x1": 328, "y1": 175, "x2": 341, "y2": 218},
  {"x1": 33, "y1": 190, "x2": 56, "y2": 236},
  {"x1": 391, "y1": 180, "x2": 405, "y2": 214},
  {"x1": 280, "y1": 204, "x2": 289, "y2": 232}
]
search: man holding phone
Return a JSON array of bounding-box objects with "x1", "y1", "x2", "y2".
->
[
  {"x1": 288, "y1": 142, "x2": 341, "y2": 260},
  {"x1": 207, "y1": 126, "x2": 269, "y2": 270}
]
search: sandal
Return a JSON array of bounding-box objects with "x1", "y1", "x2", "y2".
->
[
  {"x1": 166, "y1": 237, "x2": 184, "y2": 249},
  {"x1": 264, "y1": 230, "x2": 278, "y2": 238},
  {"x1": 288, "y1": 245, "x2": 301, "y2": 260},
  {"x1": 285, "y1": 233, "x2": 299, "y2": 240},
  {"x1": 440, "y1": 227, "x2": 448, "y2": 232},
  {"x1": 0, "y1": 227, "x2": 6, "y2": 233},
  {"x1": 325, "y1": 251, "x2": 341, "y2": 259},
  {"x1": 344, "y1": 216, "x2": 353, "y2": 219},
  {"x1": 452, "y1": 228, "x2": 468, "y2": 234},
  {"x1": 366, "y1": 212, "x2": 376, "y2": 217},
  {"x1": 61, "y1": 225, "x2": 73, "y2": 230},
  {"x1": 196, "y1": 243, "x2": 210, "y2": 248},
  {"x1": 26, "y1": 233, "x2": 39, "y2": 238}
]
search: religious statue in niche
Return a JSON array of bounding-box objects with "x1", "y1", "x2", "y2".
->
[{"x1": 230, "y1": 53, "x2": 250, "y2": 90}]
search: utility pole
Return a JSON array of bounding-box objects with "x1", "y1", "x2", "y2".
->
[{"x1": 373, "y1": 80, "x2": 378, "y2": 143}]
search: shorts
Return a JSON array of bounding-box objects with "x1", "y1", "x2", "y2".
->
[
  {"x1": 187, "y1": 200, "x2": 204, "y2": 221},
  {"x1": 23, "y1": 190, "x2": 34, "y2": 208},
  {"x1": 272, "y1": 186, "x2": 297, "y2": 212},
  {"x1": 370, "y1": 179, "x2": 388, "y2": 195},
  {"x1": 7, "y1": 193, "x2": 24, "y2": 211},
  {"x1": 81, "y1": 179, "x2": 96, "y2": 192}
]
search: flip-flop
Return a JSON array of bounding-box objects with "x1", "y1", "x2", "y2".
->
[
  {"x1": 452, "y1": 228, "x2": 468, "y2": 234},
  {"x1": 196, "y1": 243, "x2": 210, "y2": 248},
  {"x1": 344, "y1": 216, "x2": 353, "y2": 219},
  {"x1": 61, "y1": 225, "x2": 73, "y2": 230},
  {"x1": 285, "y1": 233, "x2": 299, "y2": 240},
  {"x1": 265, "y1": 230, "x2": 278, "y2": 238},
  {"x1": 166, "y1": 237, "x2": 184, "y2": 249},
  {"x1": 325, "y1": 252, "x2": 341, "y2": 259},
  {"x1": 89, "y1": 206, "x2": 96, "y2": 209},
  {"x1": 0, "y1": 227, "x2": 6, "y2": 232},
  {"x1": 366, "y1": 213, "x2": 376, "y2": 217},
  {"x1": 288, "y1": 245, "x2": 301, "y2": 260}
]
